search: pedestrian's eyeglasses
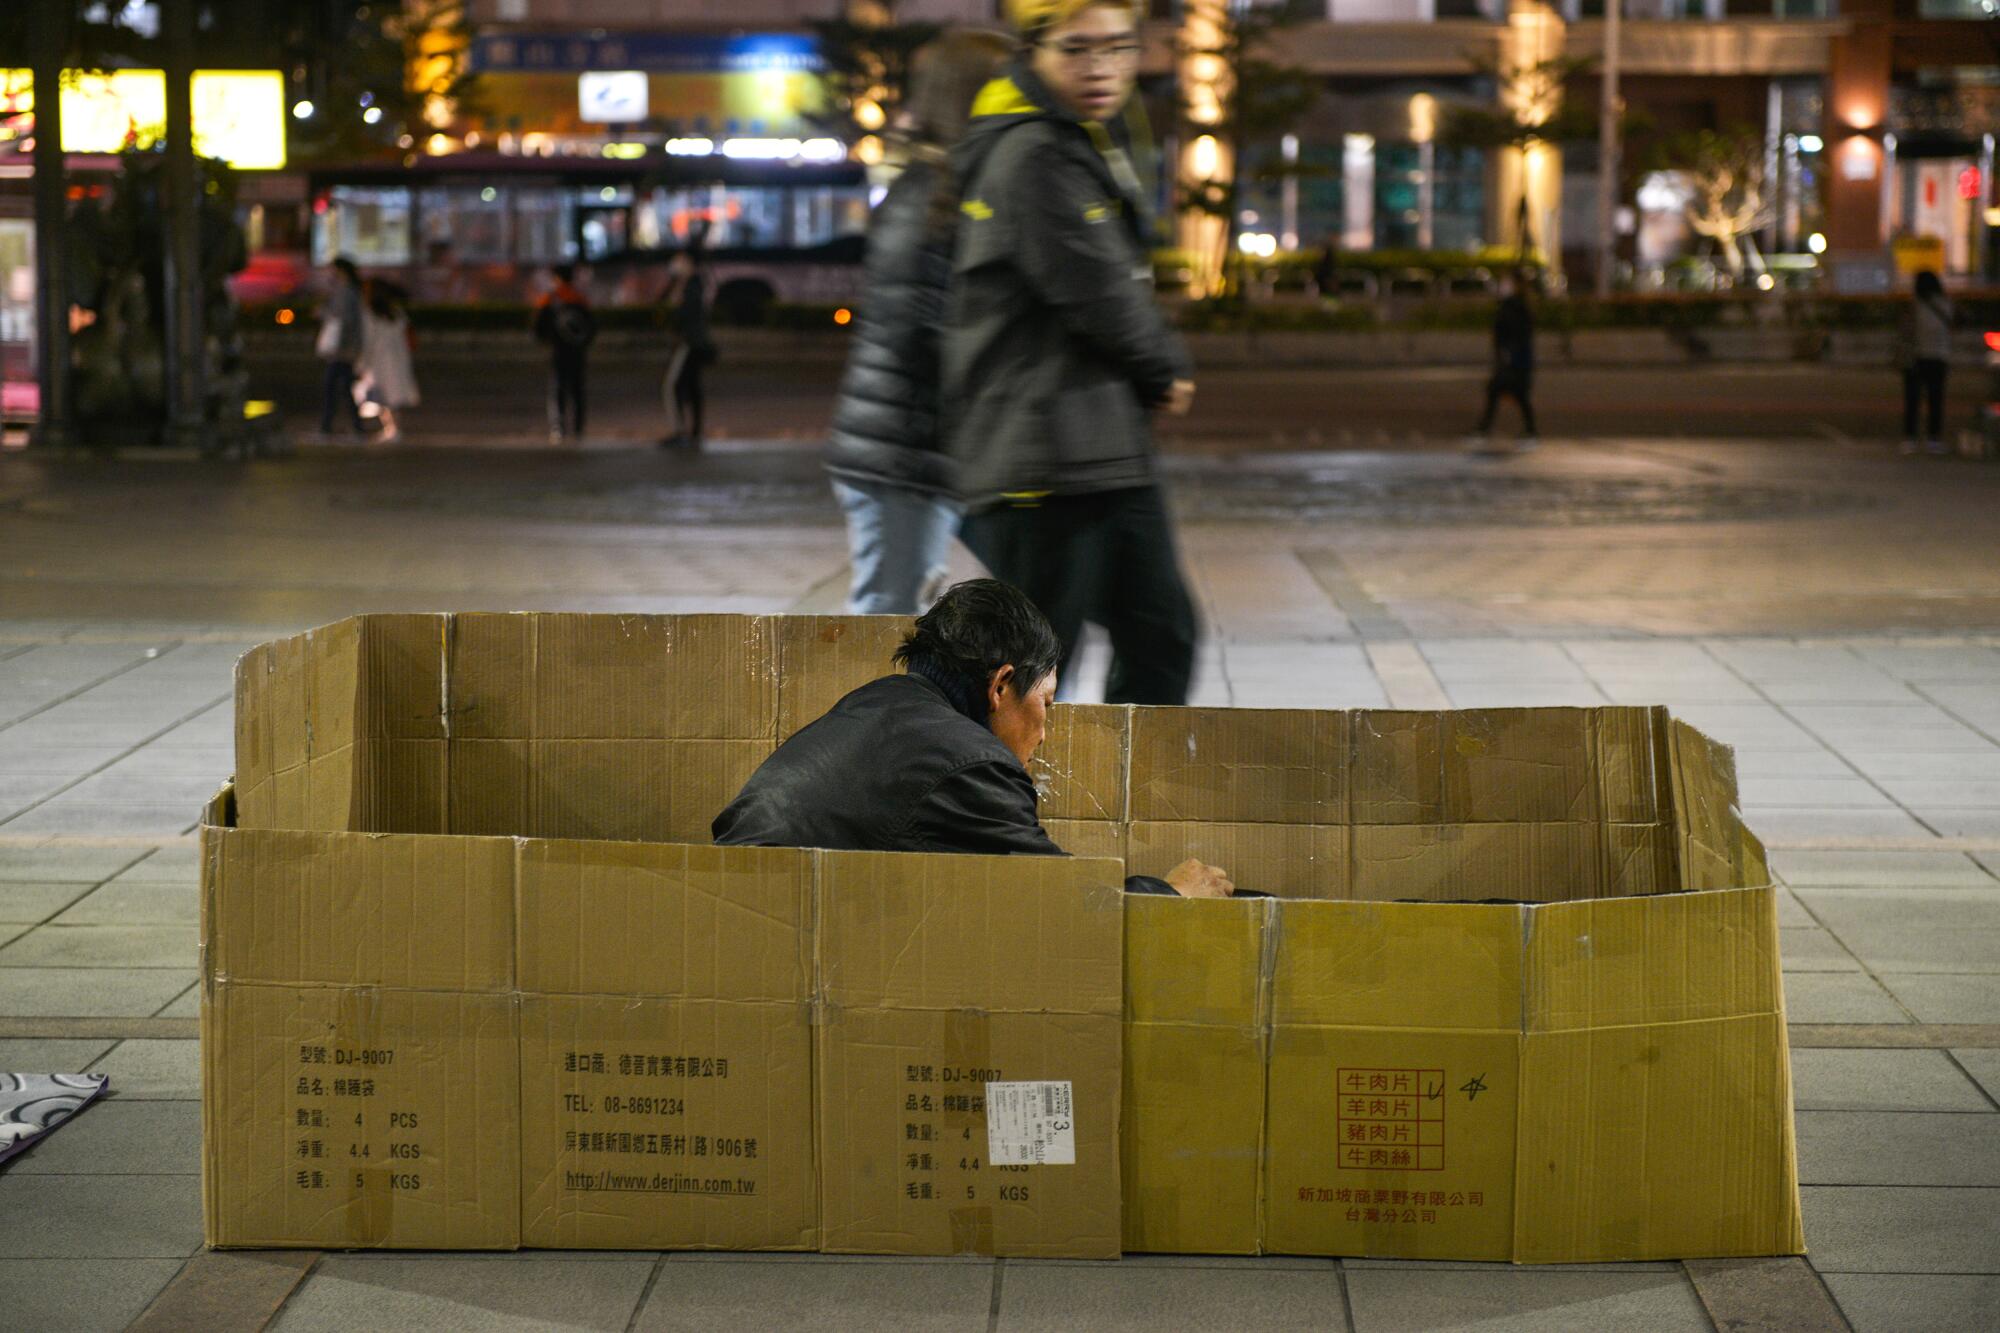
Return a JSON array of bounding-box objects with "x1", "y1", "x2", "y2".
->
[{"x1": 1041, "y1": 39, "x2": 1143, "y2": 67}]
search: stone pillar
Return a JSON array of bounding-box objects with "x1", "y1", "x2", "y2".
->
[{"x1": 1824, "y1": 1, "x2": 1894, "y2": 255}]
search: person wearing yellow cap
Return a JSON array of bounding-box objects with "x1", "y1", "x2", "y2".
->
[{"x1": 943, "y1": 0, "x2": 1201, "y2": 707}]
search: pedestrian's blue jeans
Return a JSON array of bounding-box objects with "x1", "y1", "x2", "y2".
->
[{"x1": 831, "y1": 479, "x2": 959, "y2": 616}]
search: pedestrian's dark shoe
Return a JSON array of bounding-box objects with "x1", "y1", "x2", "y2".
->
[
  {"x1": 658, "y1": 433, "x2": 688, "y2": 449},
  {"x1": 1926, "y1": 437, "x2": 1950, "y2": 455},
  {"x1": 1900, "y1": 438, "x2": 1920, "y2": 455}
]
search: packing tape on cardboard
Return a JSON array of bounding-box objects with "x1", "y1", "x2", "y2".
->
[{"x1": 943, "y1": 1006, "x2": 995, "y2": 1256}]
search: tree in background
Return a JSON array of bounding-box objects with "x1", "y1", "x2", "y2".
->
[
  {"x1": 1177, "y1": 0, "x2": 1321, "y2": 297},
  {"x1": 1653, "y1": 127, "x2": 1772, "y2": 283},
  {"x1": 285, "y1": 1, "x2": 482, "y2": 163},
  {"x1": 808, "y1": 2, "x2": 943, "y2": 165},
  {"x1": 1440, "y1": 52, "x2": 1595, "y2": 269}
]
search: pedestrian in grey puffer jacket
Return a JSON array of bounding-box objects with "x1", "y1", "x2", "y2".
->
[{"x1": 825, "y1": 30, "x2": 1013, "y2": 615}]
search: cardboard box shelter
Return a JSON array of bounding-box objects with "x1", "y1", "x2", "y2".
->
[{"x1": 203, "y1": 612, "x2": 1802, "y2": 1262}]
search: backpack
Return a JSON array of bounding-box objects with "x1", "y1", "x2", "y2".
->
[{"x1": 549, "y1": 299, "x2": 597, "y2": 350}]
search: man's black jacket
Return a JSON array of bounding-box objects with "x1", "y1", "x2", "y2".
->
[
  {"x1": 942, "y1": 62, "x2": 1192, "y2": 512},
  {"x1": 712, "y1": 674, "x2": 1062, "y2": 855},
  {"x1": 711, "y1": 673, "x2": 1176, "y2": 894}
]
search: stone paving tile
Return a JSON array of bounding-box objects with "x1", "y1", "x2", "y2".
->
[
  {"x1": 1731, "y1": 749, "x2": 1858, "y2": 779},
  {"x1": 1742, "y1": 808, "x2": 1935, "y2": 842},
  {"x1": 0, "y1": 880, "x2": 97, "y2": 923},
  {"x1": 0, "y1": 923, "x2": 199, "y2": 969},
  {"x1": 274, "y1": 1256, "x2": 657, "y2": 1333},
  {"x1": 1910, "y1": 808, "x2": 2000, "y2": 838},
  {"x1": 1797, "y1": 1110, "x2": 2000, "y2": 1186},
  {"x1": 1806, "y1": 726, "x2": 2000, "y2": 754},
  {"x1": 1779, "y1": 927, "x2": 1863, "y2": 972},
  {"x1": 0, "y1": 967, "x2": 194, "y2": 1018},
  {"x1": 634, "y1": 1257, "x2": 991, "y2": 1332},
  {"x1": 1847, "y1": 750, "x2": 2000, "y2": 780},
  {"x1": 53, "y1": 879, "x2": 199, "y2": 926},
  {"x1": 1800, "y1": 1185, "x2": 2000, "y2": 1274},
  {"x1": 0, "y1": 1038, "x2": 116, "y2": 1073},
  {"x1": 1341, "y1": 1268, "x2": 1709, "y2": 1333},
  {"x1": 100, "y1": 744, "x2": 234, "y2": 778},
  {"x1": 154, "y1": 984, "x2": 199, "y2": 1019},
  {"x1": 0, "y1": 845, "x2": 146, "y2": 883},
  {"x1": 109, "y1": 843, "x2": 200, "y2": 883},
  {"x1": 1792, "y1": 1050, "x2": 1995, "y2": 1112},
  {"x1": 1951, "y1": 1050, "x2": 2000, "y2": 1105},
  {"x1": 1846, "y1": 644, "x2": 2000, "y2": 680},
  {"x1": 1766, "y1": 849, "x2": 1993, "y2": 888},
  {"x1": 0, "y1": 802, "x2": 201, "y2": 837},
  {"x1": 1775, "y1": 890, "x2": 1814, "y2": 928},
  {"x1": 1875, "y1": 974, "x2": 2000, "y2": 1024},
  {"x1": 997, "y1": 1259, "x2": 1347, "y2": 1332},
  {"x1": 58, "y1": 773, "x2": 221, "y2": 806},
  {"x1": 0, "y1": 1174, "x2": 204, "y2": 1258},
  {"x1": 0, "y1": 1258, "x2": 185, "y2": 1333},
  {"x1": 1739, "y1": 776, "x2": 1894, "y2": 809},
  {"x1": 9, "y1": 1099, "x2": 202, "y2": 1176},
  {"x1": 1782, "y1": 973, "x2": 1911, "y2": 1024},
  {"x1": 1657, "y1": 705, "x2": 1824, "y2": 750},
  {"x1": 88, "y1": 1039, "x2": 201, "y2": 1100},
  {"x1": 1823, "y1": 1273, "x2": 2000, "y2": 1333},
  {"x1": 1874, "y1": 777, "x2": 2000, "y2": 808},
  {"x1": 1797, "y1": 889, "x2": 2000, "y2": 973}
]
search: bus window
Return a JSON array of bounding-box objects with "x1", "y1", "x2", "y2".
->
[
  {"x1": 312, "y1": 186, "x2": 413, "y2": 266},
  {"x1": 647, "y1": 186, "x2": 787, "y2": 249},
  {"x1": 792, "y1": 186, "x2": 871, "y2": 248},
  {"x1": 515, "y1": 188, "x2": 577, "y2": 265},
  {"x1": 418, "y1": 187, "x2": 511, "y2": 264}
]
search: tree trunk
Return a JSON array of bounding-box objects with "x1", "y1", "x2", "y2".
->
[
  {"x1": 161, "y1": 0, "x2": 205, "y2": 447},
  {"x1": 30, "y1": 3, "x2": 73, "y2": 448}
]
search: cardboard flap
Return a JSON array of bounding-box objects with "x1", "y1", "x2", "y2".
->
[
  {"x1": 1273, "y1": 900, "x2": 1526, "y2": 1032},
  {"x1": 1669, "y1": 720, "x2": 1754, "y2": 891},
  {"x1": 1033, "y1": 704, "x2": 1130, "y2": 824},
  {"x1": 206, "y1": 828, "x2": 515, "y2": 992},
  {"x1": 516, "y1": 839, "x2": 813, "y2": 1001},
  {"x1": 1123, "y1": 895, "x2": 1271, "y2": 1027},
  {"x1": 1525, "y1": 887, "x2": 1782, "y2": 1034},
  {"x1": 1127, "y1": 707, "x2": 1346, "y2": 825},
  {"x1": 817, "y1": 851, "x2": 1124, "y2": 1016},
  {"x1": 773, "y1": 615, "x2": 911, "y2": 740}
]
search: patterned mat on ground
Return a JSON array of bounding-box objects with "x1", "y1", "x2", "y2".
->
[{"x1": 0, "y1": 1074, "x2": 110, "y2": 1166}]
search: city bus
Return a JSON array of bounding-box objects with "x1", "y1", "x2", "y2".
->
[{"x1": 269, "y1": 146, "x2": 872, "y2": 320}]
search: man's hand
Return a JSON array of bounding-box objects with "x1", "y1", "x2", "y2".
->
[
  {"x1": 1163, "y1": 378, "x2": 1196, "y2": 416},
  {"x1": 1165, "y1": 857, "x2": 1234, "y2": 899}
]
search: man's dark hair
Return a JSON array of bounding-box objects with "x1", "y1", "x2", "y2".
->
[
  {"x1": 894, "y1": 579, "x2": 1061, "y2": 697},
  {"x1": 551, "y1": 263, "x2": 576, "y2": 283},
  {"x1": 331, "y1": 256, "x2": 358, "y2": 284}
]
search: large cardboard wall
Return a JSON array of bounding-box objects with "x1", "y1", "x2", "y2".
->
[{"x1": 211, "y1": 614, "x2": 1797, "y2": 1263}]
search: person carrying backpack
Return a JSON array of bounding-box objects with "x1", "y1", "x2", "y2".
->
[{"x1": 534, "y1": 264, "x2": 596, "y2": 442}]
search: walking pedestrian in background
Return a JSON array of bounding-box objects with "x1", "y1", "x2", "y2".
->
[
  {"x1": 661, "y1": 222, "x2": 716, "y2": 448},
  {"x1": 1472, "y1": 269, "x2": 1537, "y2": 453},
  {"x1": 353, "y1": 278, "x2": 419, "y2": 445},
  {"x1": 945, "y1": 0, "x2": 1200, "y2": 704},
  {"x1": 825, "y1": 29, "x2": 1013, "y2": 614},
  {"x1": 1901, "y1": 270, "x2": 1954, "y2": 455},
  {"x1": 534, "y1": 264, "x2": 596, "y2": 443},
  {"x1": 315, "y1": 256, "x2": 365, "y2": 438}
]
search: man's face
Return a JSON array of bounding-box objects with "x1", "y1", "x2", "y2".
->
[
  {"x1": 987, "y1": 665, "x2": 1058, "y2": 767},
  {"x1": 1029, "y1": 4, "x2": 1141, "y2": 124}
]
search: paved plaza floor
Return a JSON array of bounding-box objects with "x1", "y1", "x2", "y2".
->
[{"x1": 0, "y1": 432, "x2": 1996, "y2": 1330}]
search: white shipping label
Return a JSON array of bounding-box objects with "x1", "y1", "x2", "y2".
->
[{"x1": 984, "y1": 1080, "x2": 1076, "y2": 1166}]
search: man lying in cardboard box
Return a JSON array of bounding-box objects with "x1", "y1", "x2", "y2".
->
[{"x1": 714, "y1": 579, "x2": 1235, "y2": 898}]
